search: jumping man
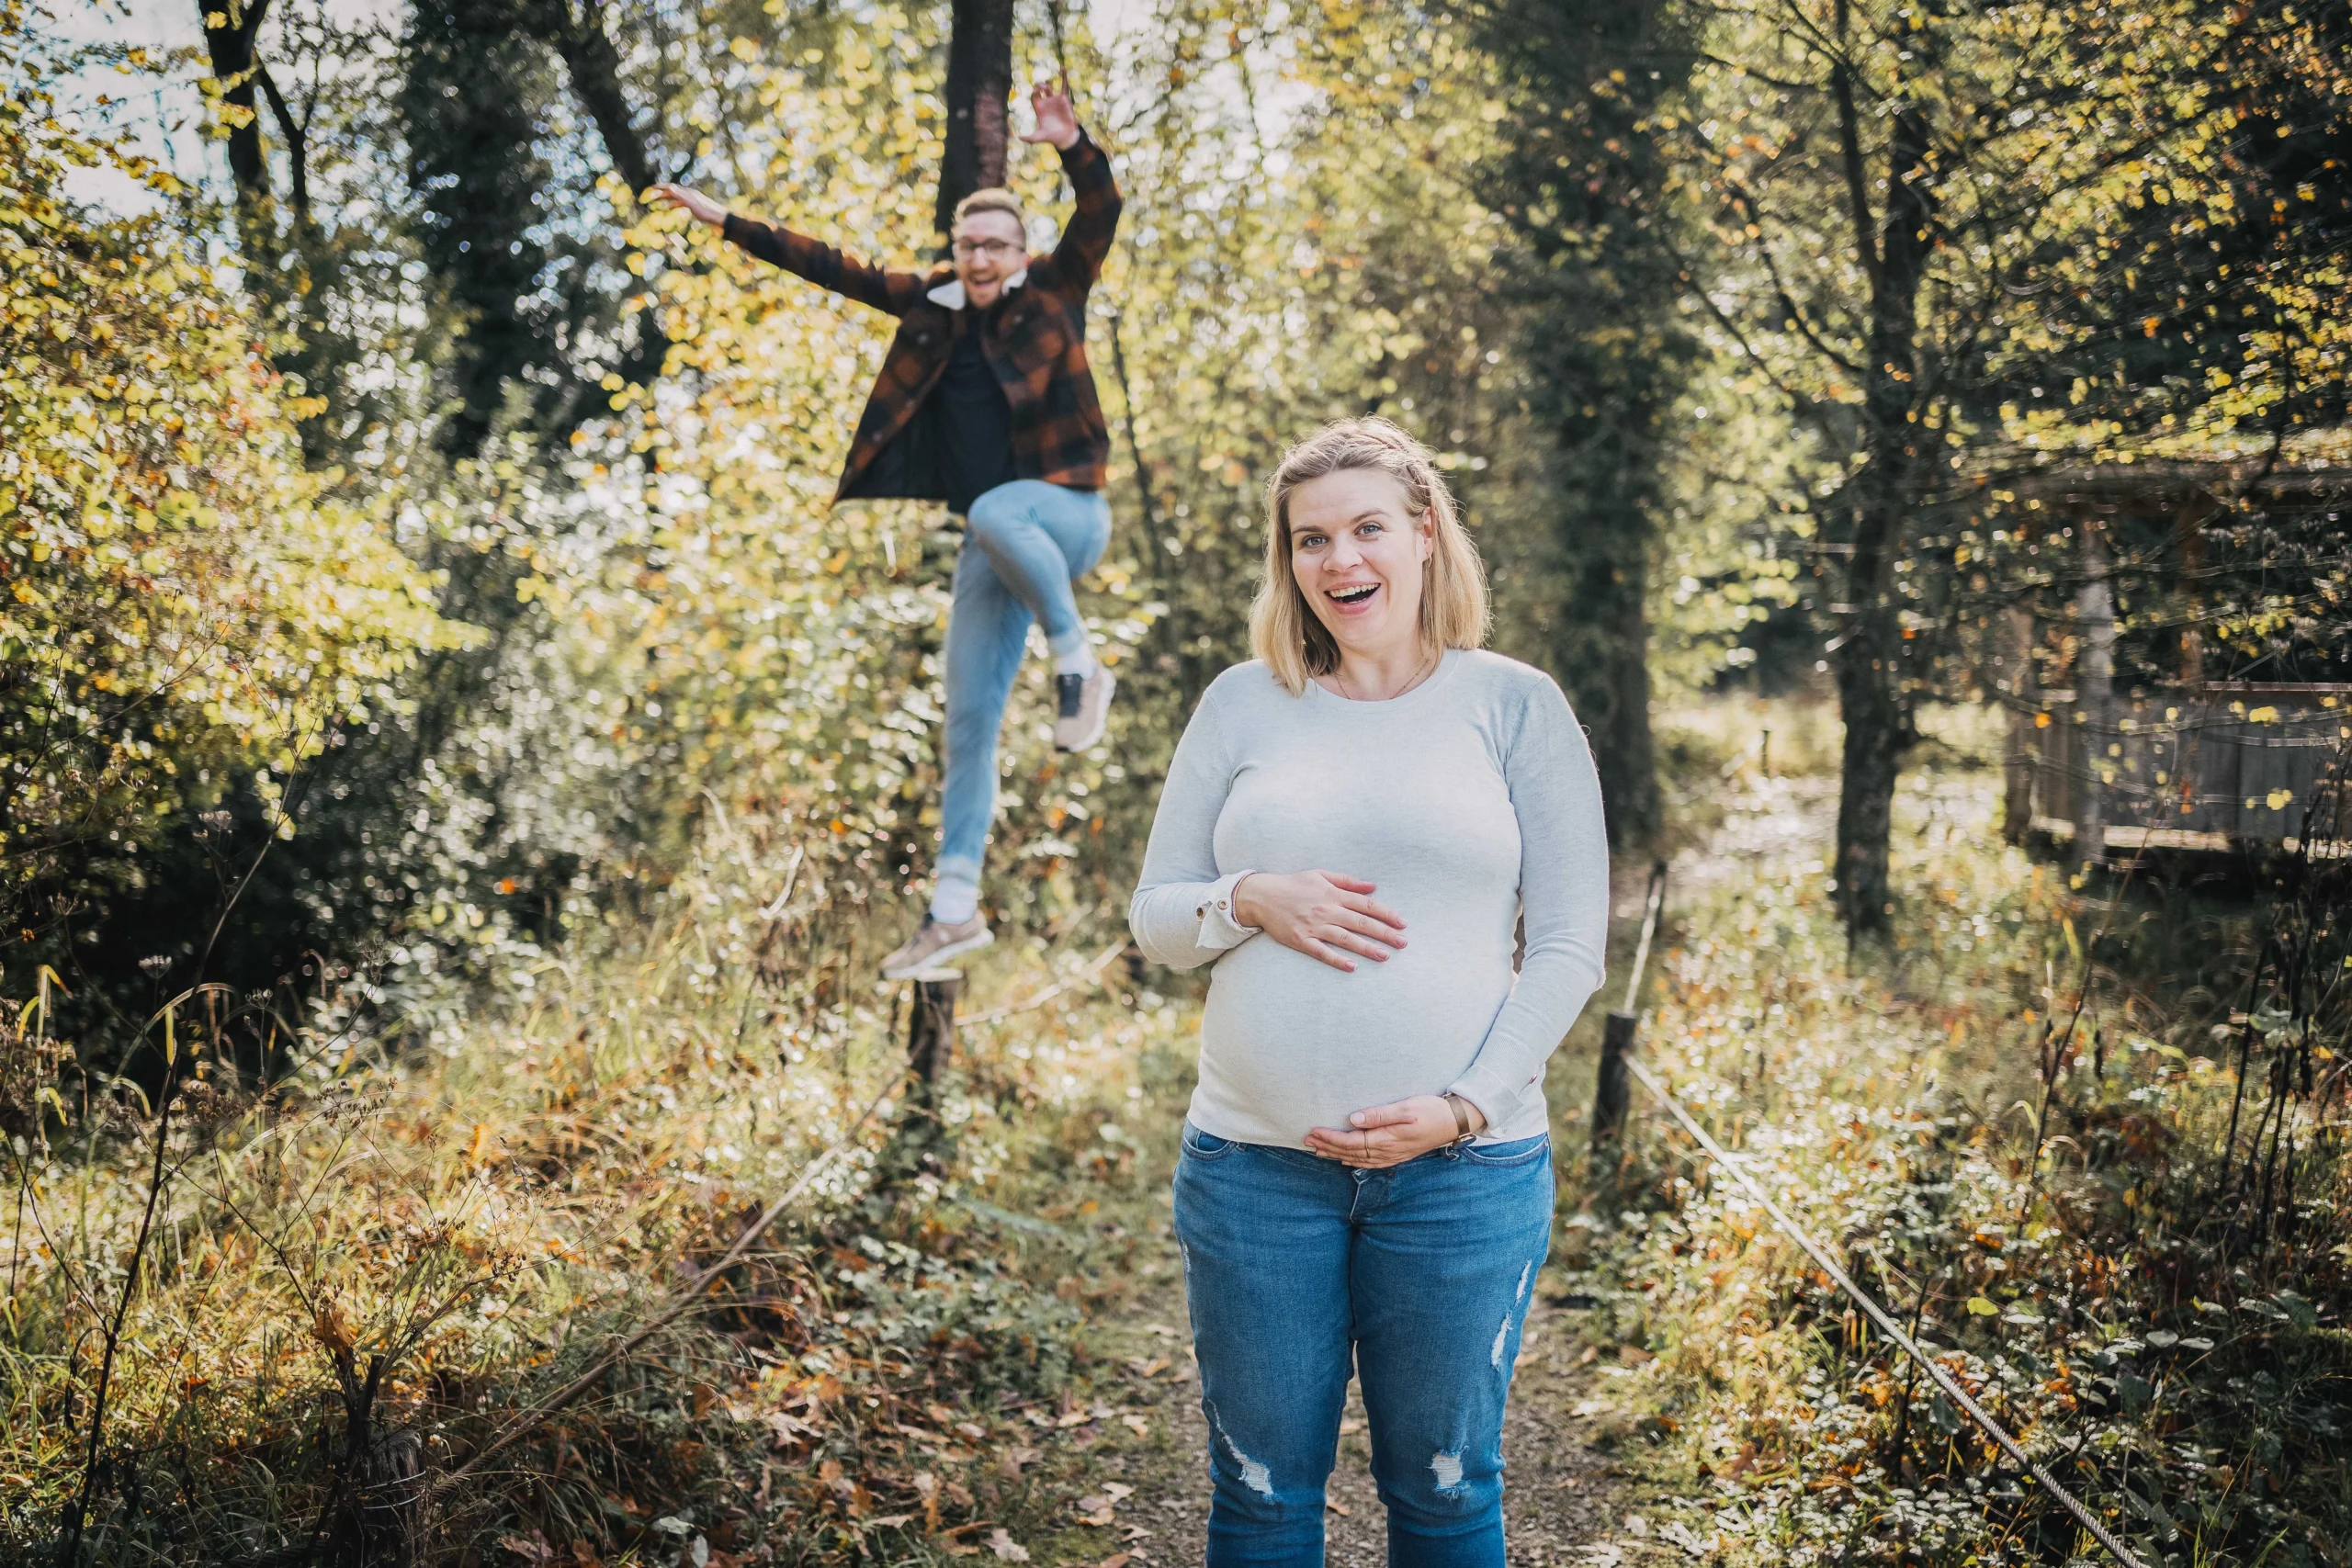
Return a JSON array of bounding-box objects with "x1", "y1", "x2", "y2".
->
[{"x1": 651, "y1": 81, "x2": 1120, "y2": 980}]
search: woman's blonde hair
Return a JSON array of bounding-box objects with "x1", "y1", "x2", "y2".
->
[{"x1": 1249, "y1": 418, "x2": 1489, "y2": 695}]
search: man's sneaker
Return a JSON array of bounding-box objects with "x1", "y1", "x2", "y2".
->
[
  {"x1": 880, "y1": 914, "x2": 993, "y2": 980},
  {"x1": 1054, "y1": 666, "x2": 1116, "y2": 752}
]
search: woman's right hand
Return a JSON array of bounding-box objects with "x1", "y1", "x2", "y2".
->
[
  {"x1": 648, "y1": 183, "x2": 728, "y2": 228},
  {"x1": 1232, "y1": 871, "x2": 1407, "y2": 973}
]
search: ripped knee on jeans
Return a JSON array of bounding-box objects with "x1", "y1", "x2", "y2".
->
[{"x1": 1204, "y1": 1401, "x2": 1276, "y2": 1500}]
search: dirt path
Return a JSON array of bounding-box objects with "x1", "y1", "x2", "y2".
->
[{"x1": 1012, "y1": 1221, "x2": 1635, "y2": 1568}]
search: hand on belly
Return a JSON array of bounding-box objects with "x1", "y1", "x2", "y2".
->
[
  {"x1": 1231, "y1": 869, "x2": 1407, "y2": 973},
  {"x1": 1306, "y1": 1091, "x2": 1487, "y2": 1168}
]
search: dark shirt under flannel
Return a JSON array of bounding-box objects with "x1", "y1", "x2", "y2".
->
[
  {"x1": 934, "y1": 320, "x2": 1019, "y2": 513},
  {"x1": 720, "y1": 133, "x2": 1121, "y2": 504}
]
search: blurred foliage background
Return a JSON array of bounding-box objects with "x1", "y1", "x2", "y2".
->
[{"x1": 7, "y1": 0, "x2": 2352, "y2": 1561}]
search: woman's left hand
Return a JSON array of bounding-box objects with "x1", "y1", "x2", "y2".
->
[{"x1": 1306, "y1": 1094, "x2": 1482, "y2": 1168}]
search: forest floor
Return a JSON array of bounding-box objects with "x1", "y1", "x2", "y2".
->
[
  {"x1": 1016, "y1": 1278, "x2": 1635, "y2": 1568},
  {"x1": 33, "y1": 698, "x2": 2339, "y2": 1568},
  {"x1": 986, "y1": 1179, "x2": 1643, "y2": 1568}
]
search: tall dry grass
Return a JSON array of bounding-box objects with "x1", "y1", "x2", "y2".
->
[{"x1": 2, "y1": 806, "x2": 1177, "y2": 1566}]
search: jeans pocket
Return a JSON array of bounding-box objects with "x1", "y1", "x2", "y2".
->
[
  {"x1": 1180, "y1": 1122, "x2": 1239, "y2": 1162},
  {"x1": 1457, "y1": 1134, "x2": 1551, "y2": 1168}
]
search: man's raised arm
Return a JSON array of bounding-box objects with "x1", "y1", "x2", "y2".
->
[
  {"x1": 1020, "y1": 82, "x2": 1121, "y2": 292},
  {"x1": 650, "y1": 183, "x2": 927, "y2": 316}
]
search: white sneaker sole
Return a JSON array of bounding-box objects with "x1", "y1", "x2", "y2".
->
[
  {"x1": 1055, "y1": 670, "x2": 1116, "y2": 752},
  {"x1": 881, "y1": 926, "x2": 994, "y2": 981}
]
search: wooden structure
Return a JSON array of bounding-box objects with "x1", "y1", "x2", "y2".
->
[
  {"x1": 1996, "y1": 459, "x2": 2352, "y2": 859},
  {"x1": 2008, "y1": 682, "x2": 2351, "y2": 855}
]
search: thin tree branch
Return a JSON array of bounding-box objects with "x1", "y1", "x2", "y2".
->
[{"x1": 253, "y1": 61, "x2": 309, "y2": 226}]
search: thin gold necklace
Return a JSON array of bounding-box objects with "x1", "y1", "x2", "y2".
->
[{"x1": 1333, "y1": 647, "x2": 1439, "y2": 704}]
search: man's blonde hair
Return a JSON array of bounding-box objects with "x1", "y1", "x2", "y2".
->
[
  {"x1": 1250, "y1": 418, "x2": 1489, "y2": 695},
  {"x1": 951, "y1": 187, "x2": 1026, "y2": 233}
]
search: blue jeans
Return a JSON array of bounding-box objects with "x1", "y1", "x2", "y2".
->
[
  {"x1": 937, "y1": 480, "x2": 1111, "y2": 891},
  {"x1": 1172, "y1": 1126, "x2": 1555, "y2": 1568}
]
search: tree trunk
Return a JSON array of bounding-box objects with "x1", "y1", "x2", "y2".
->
[
  {"x1": 253, "y1": 63, "x2": 308, "y2": 226},
  {"x1": 1555, "y1": 533, "x2": 1660, "y2": 848},
  {"x1": 1830, "y1": 94, "x2": 1934, "y2": 936},
  {"x1": 1600, "y1": 547, "x2": 1660, "y2": 846},
  {"x1": 398, "y1": 0, "x2": 562, "y2": 455},
  {"x1": 1998, "y1": 605, "x2": 2038, "y2": 842},
  {"x1": 935, "y1": 0, "x2": 1016, "y2": 241},
  {"x1": 198, "y1": 0, "x2": 275, "y2": 223},
  {"x1": 1833, "y1": 635, "x2": 1907, "y2": 931},
  {"x1": 1468, "y1": 0, "x2": 1688, "y2": 852}
]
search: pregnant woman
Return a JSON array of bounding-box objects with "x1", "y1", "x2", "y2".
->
[{"x1": 1129, "y1": 418, "x2": 1609, "y2": 1568}]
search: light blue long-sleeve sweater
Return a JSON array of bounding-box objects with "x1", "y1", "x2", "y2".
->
[{"x1": 1128, "y1": 649, "x2": 1611, "y2": 1148}]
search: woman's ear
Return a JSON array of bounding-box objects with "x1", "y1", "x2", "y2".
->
[{"x1": 1417, "y1": 506, "x2": 1435, "y2": 560}]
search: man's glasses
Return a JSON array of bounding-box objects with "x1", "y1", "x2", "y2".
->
[{"x1": 951, "y1": 237, "x2": 1026, "y2": 260}]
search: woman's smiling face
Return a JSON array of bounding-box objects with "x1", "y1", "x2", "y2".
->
[{"x1": 1287, "y1": 467, "x2": 1434, "y2": 662}]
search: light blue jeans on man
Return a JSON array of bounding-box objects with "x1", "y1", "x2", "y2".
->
[
  {"x1": 1172, "y1": 1124, "x2": 1555, "y2": 1568},
  {"x1": 936, "y1": 479, "x2": 1112, "y2": 896}
]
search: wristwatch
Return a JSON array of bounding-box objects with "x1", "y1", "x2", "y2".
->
[{"x1": 1442, "y1": 1093, "x2": 1480, "y2": 1146}]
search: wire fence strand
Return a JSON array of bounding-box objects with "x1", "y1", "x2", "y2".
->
[{"x1": 1624, "y1": 1054, "x2": 2152, "y2": 1568}]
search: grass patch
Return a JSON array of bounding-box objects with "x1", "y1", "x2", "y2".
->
[
  {"x1": 1557, "y1": 723, "x2": 2352, "y2": 1567},
  {"x1": 1, "y1": 828, "x2": 1194, "y2": 1566}
]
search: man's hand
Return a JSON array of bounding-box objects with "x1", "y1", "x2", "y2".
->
[
  {"x1": 1021, "y1": 79, "x2": 1081, "y2": 151},
  {"x1": 1306, "y1": 1094, "x2": 1485, "y2": 1169},
  {"x1": 648, "y1": 183, "x2": 728, "y2": 228},
  {"x1": 1231, "y1": 870, "x2": 1406, "y2": 973}
]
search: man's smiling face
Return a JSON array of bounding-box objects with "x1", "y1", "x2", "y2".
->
[{"x1": 951, "y1": 209, "x2": 1028, "y2": 309}]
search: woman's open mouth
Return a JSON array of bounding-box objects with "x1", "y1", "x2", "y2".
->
[{"x1": 1328, "y1": 582, "x2": 1380, "y2": 609}]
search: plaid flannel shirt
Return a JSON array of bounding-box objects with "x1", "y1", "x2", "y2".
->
[{"x1": 720, "y1": 132, "x2": 1121, "y2": 505}]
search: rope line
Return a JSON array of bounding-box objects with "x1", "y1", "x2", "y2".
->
[
  {"x1": 424, "y1": 1077, "x2": 899, "y2": 1503},
  {"x1": 1623, "y1": 1054, "x2": 2151, "y2": 1568}
]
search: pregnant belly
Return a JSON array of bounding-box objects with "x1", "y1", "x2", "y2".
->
[{"x1": 1197, "y1": 934, "x2": 1515, "y2": 1141}]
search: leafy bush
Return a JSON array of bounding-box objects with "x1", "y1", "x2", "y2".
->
[{"x1": 0, "y1": 7, "x2": 455, "y2": 964}]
